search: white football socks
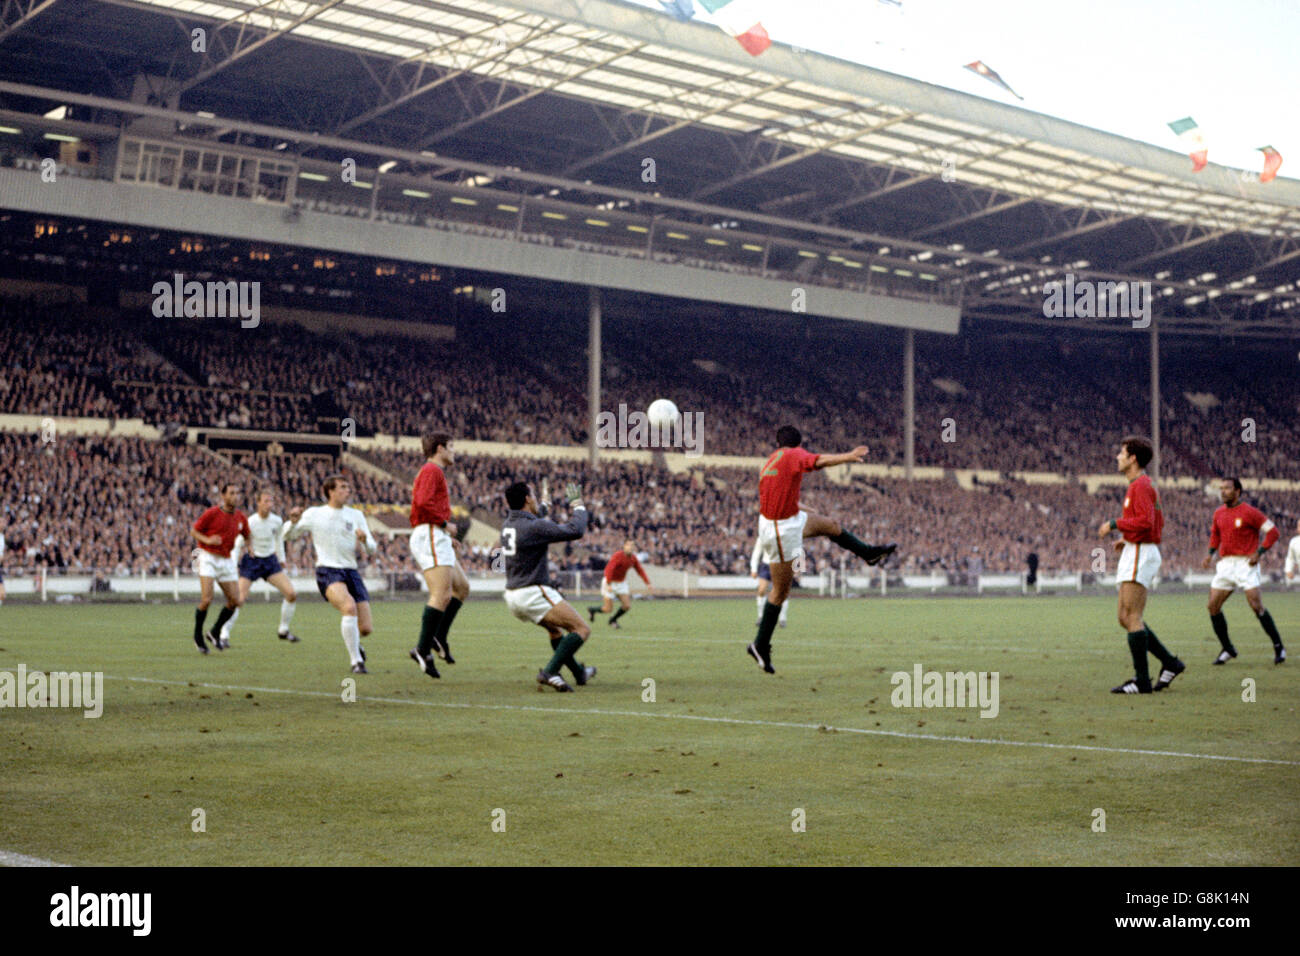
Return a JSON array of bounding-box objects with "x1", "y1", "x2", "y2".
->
[
  {"x1": 278, "y1": 599, "x2": 296, "y2": 635},
  {"x1": 341, "y1": 615, "x2": 362, "y2": 665},
  {"x1": 221, "y1": 607, "x2": 240, "y2": 640}
]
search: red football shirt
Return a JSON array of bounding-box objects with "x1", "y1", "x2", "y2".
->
[
  {"x1": 604, "y1": 551, "x2": 649, "y2": 584},
  {"x1": 410, "y1": 461, "x2": 451, "y2": 526},
  {"x1": 194, "y1": 506, "x2": 251, "y2": 558},
  {"x1": 1209, "y1": 503, "x2": 1278, "y2": 556},
  {"x1": 758, "y1": 446, "x2": 819, "y2": 520},
  {"x1": 1116, "y1": 474, "x2": 1162, "y2": 544}
]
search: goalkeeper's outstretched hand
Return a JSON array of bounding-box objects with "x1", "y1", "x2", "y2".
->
[{"x1": 565, "y1": 482, "x2": 584, "y2": 508}]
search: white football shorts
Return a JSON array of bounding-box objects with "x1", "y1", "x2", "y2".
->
[
  {"x1": 601, "y1": 578, "x2": 631, "y2": 598},
  {"x1": 410, "y1": 523, "x2": 458, "y2": 571},
  {"x1": 757, "y1": 511, "x2": 807, "y2": 565},
  {"x1": 504, "y1": 584, "x2": 564, "y2": 624},
  {"x1": 1211, "y1": 555, "x2": 1261, "y2": 592},
  {"x1": 1116, "y1": 541, "x2": 1161, "y2": 590},
  {"x1": 195, "y1": 550, "x2": 239, "y2": 584}
]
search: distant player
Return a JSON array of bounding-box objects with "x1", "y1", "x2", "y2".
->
[
  {"x1": 219, "y1": 489, "x2": 298, "y2": 647},
  {"x1": 748, "y1": 425, "x2": 897, "y2": 674},
  {"x1": 1097, "y1": 436, "x2": 1184, "y2": 694},
  {"x1": 408, "y1": 432, "x2": 470, "y2": 680},
  {"x1": 750, "y1": 538, "x2": 787, "y2": 628},
  {"x1": 284, "y1": 475, "x2": 378, "y2": 674},
  {"x1": 1287, "y1": 518, "x2": 1300, "y2": 588},
  {"x1": 1201, "y1": 478, "x2": 1285, "y2": 665},
  {"x1": 190, "y1": 482, "x2": 251, "y2": 654},
  {"x1": 501, "y1": 480, "x2": 595, "y2": 692},
  {"x1": 587, "y1": 540, "x2": 653, "y2": 628}
]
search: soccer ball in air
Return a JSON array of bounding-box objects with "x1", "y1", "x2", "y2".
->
[{"x1": 647, "y1": 399, "x2": 679, "y2": 430}]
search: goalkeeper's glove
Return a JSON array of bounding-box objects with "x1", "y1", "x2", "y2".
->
[{"x1": 565, "y1": 482, "x2": 584, "y2": 509}]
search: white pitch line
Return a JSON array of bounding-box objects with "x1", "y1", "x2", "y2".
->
[
  {"x1": 0, "y1": 849, "x2": 67, "y2": 867},
  {"x1": 107, "y1": 675, "x2": 1300, "y2": 767}
]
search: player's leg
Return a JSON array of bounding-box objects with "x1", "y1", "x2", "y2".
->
[
  {"x1": 803, "y1": 511, "x2": 895, "y2": 565},
  {"x1": 429, "y1": 565, "x2": 469, "y2": 664},
  {"x1": 609, "y1": 590, "x2": 631, "y2": 627},
  {"x1": 324, "y1": 581, "x2": 365, "y2": 672},
  {"x1": 1113, "y1": 581, "x2": 1153, "y2": 693},
  {"x1": 1207, "y1": 586, "x2": 1236, "y2": 663},
  {"x1": 539, "y1": 597, "x2": 591, "y2": 690},
  {"x1": 756, "y1": 578, "x2": 768, "y2": 623},
  {"x1": 194, "y1": 575, "x2": 215, "y2": 652},
  {"x1": 589, "y1": 580, "x2": 614, "y2": 622},
  {"x1": 416, "y1": 566, "x2": 453, "y2": 662},
  {"x1": 210, "y1": 578, "x2": 243, "y2": 650},
  {"x1": 543, "y1": 613, "x2": 595, "y2": 686},
  {"x1": 219, "y1": 577, "x2": 251, "y2": 646},
  {"x1": 1244, "y1": 587, "x2": 1286, "y2": 663},
  {"x1": 266, "y1": 572, "x2": 299, "y2": 641},
  {"x1": 748, "y1": 560, "x2": 792, "y2": 674}
]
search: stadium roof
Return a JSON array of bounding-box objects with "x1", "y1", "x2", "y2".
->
[{"x1": 2, "y1": 0, "x2": 1298, "y2": 333}]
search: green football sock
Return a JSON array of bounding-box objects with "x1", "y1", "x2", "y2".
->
[
  {"x1": 1144, "y1": 625, "x2": 1174, "y2": 666},
  {"x1": 610, "y1": 607, "x2": 627, "y2": 624},
  {"x1": 546, "y1": 632, "x2": 584, "y2": 675},
  {"x1": 754, "y1": 600, "x2": 782, "y2": 652},
  {"x1": 417, "y1": 605, "x2": 443, "y2": 656},
  {"x1": 1126, "y1": 630, "x2": 1150, "y2": 681},
  {"x1": 830, "y1": 529, "x2": 874, "y2": 562},
  {"x1": 550, "y1": 634, "x2": 586, "y2": 679},
  {"x1": 194, "y1": 607, "x2": 208, "y2": 641},
  {"x1": 1210, "y1": 612, "x2": 1235, "y2": 654},
  {"x1": 1257, "y1": 610, "x2": 1283, "y2": 650},
  {"x1": 433, "y1": 597, "x2": 462, "y2": 646}
]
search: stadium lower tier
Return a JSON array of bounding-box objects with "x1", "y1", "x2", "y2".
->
[{"x1": 2, "y1": 431, "x2": 1296, "y2": 580}]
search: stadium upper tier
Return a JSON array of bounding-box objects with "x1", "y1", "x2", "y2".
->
[{"x1": 1, "y1": 292, "x2": 1296, "y2": 480}]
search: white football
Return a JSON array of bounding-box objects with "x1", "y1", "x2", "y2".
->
[{"x1": 646, "y1": 398, "x2": 679, "y2": 429}]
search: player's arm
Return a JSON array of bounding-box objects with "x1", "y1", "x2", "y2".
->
[
  {"x1": 632, "y1": 554, "x2": 652, "y2": 590},
  {"x1": 282, "y1": 506, "x2": 309, "y2": 540},
  {"x1": 813, "y1": 446, "x2": 868, "y2": 469},
  {"x1": 355, "y1": 514, "x2": 378, "y2": 555},
  {"x1": 533, "y1": 484, "x2": 589, "y2": 542},
  {"x1": 1250, "y1": 513, "x2": 1278, "y2": 566},
  {"x1": 1113, "y1": 483, "x2": 1156, "y2": 537}
]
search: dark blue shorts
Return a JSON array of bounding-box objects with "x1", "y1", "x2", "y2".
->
[
  {"x1": 756, "y1": 562, "x2": 771, "y2": 581},
  {"x1": 316, "y1": 567, "x2": 369, "y2": 603},
  {"x1": 239, "y1": 554, "x2": 284, "y2": 582}
]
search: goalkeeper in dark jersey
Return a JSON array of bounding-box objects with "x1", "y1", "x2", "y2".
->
[{"x1": 500, "y1": 479, "x2": 596, "y2": 692}]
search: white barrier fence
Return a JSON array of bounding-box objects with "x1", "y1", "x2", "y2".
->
[{"x1": 4, "y1": 568, "x2": 1292, "y2": 601}]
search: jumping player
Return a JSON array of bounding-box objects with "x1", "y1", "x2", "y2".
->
[
  {"x1": 1097, "y1": 436, "x2": 1184, "y2": 694},
  {"x1": 501, "y1": 480, "x2": 595, "y2": 692},
  {"x1": 189, "y1": 482, "x2": 251, "y2": 654},
  {"x1": 1201, "y1": 478, "x2": 1285, "y2": 665},
  {"x1": 409, "y1": 432, "x2": 471, "y2": 679},
  {"x1": 750, "y1": 537, "x2": 788, "y2": 628},
  {"x1": 588, "y1": 540, "x2": 653, "y2": 628},
  {"x1": 219, "y1": 488, "x2": 298, "y2": 647},
  {"x1": 284, "y1": 475, "x2": 378, "y2": 674},
  {"x1": 748, "y1": 426, "x2": 897, "y2": 674}
]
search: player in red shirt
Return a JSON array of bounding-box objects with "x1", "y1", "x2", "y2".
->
[
  {"x1": 189, "y1": 482, "x2": 252, "y2": 654},
  {"x1": 587, "y1": 541, "x2": 654, "y2": 628},
  {"x1": 408, "y1": 432, "x2": 471, "y2": 678},
  {"x1": 1201, "y1": 478, "x2": 1285, "y2": 665},
  {"x1": 747, "y1": 425, "x2": 897, "y2": 673},
  {"x1": 1096, "y1": 436, "x2": 1183, "y2": 694}
]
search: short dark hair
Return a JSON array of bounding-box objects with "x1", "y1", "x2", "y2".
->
[
  {"x1": 322, "y1": 474, "x2": 349, "y2": 498},
  {"x1": 504, "y1": 481, "x2": 530, "y2": 510},
  {"x1": 776, "y1": 425, "x2": 802, "y2": 448},
  {"x1": 1223, "y1": 477, "x2": 1243, "y2": 492},
  {"x1": 220, "y1": 482, "x2": 240, "y2": 494},
  {"x1": 422, "y1": 432, "x2": 452, "y2": 459},
  {"x1": 1121, "y1": 436, "x2": 1154, "y2": 469}
]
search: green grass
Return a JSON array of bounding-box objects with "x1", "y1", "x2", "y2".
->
[{"x1": 1, "y1": 593, "x2": 1297, "y2": 866}]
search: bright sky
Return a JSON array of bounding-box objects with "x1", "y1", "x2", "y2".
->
[{"x1": 623, "y1": 0, "x2": 1299, "y2": 180}]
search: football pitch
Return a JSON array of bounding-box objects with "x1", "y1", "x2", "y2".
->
[{"x1": 2, "y1": 593, "x2": 1296, "y2": 866}]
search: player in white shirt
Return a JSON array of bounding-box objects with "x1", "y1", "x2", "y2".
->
[
  {"x1": 750, "y1": 537, "x2": 787, "y2": 628},
  {"x1": 1286, "y1": 519, "x2": 1300, "y2": 587},
  {"x1": 219, "y1": 489, "x2": 299, "y2": 647},
  {"x1": 284, "y1": 475, "x2": 379, "y2": 674}
]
